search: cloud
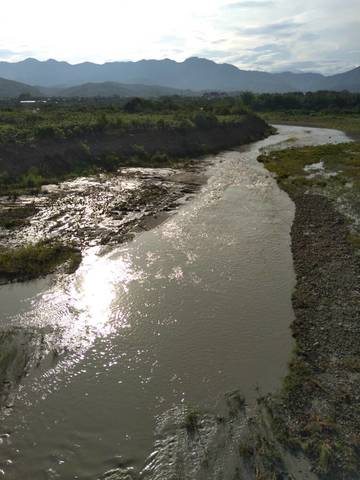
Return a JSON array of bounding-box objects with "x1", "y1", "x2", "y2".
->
[
  {"x1": 238, "y1": 19, "x2": 303, "y2": 36},
  {"x1": 211, "y1": 39, "x2": 227, "y2": 45},
  {"x1": 229, "y1": 43, "x2": 291, "y2": 67},
  {"x1": 0, "y1": 48, "x2": 33, "y2": 60},
  {"x1": 194, "y1": 49, "x2": 232, "y2": 59},
  {"x1": 224, "y1": 1, "x2": 274, "y2": 8},
  {"x1": 0, "y1": 0, "x2": 358, "y2": 74}
]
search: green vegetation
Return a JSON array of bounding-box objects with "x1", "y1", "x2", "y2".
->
[
  {"x1": 262, "y1": 112, "x2": 360, "y2": 137},
  {"x1": 349, "y1": 233, "x2": 360, "y2": 250},
  {"x1": 183, "y1": 409, "x2": 201, "y2": 436},
  {"x1": 225, "y1": 390, "x2": 246, "y2": 417},
  {"x1": 236, "y1": 91, "x2": 360, "y2": 115},
  {"x1": 259, "y1": 138, "x2": 360, "y2": 478},
  {"x1": 221, "y1": 90, "x2": 360, "y2": 137},
  {"x1": 259, "y1": 142, "x2": 360, "y2": 195},
  {"x1": 0, "y1": 168, "x2": 59, "y2": 196},
  {"x1": 0, "y1": 96, "x2": 261, "y2": 196},
  {"x1": 0, "y1": 242, "x2": 81, "y2": 282},
  {"x1": 0, "y1": 96, "x2": 250, "y2": 145}
]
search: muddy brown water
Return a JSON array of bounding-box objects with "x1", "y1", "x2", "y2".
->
[{"x1": 0, "y1": 126, "x2": 350, "y2": 479}]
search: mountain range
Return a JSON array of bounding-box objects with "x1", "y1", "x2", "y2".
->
[{"x1": 0, "y1": 57, "x2": 359, "y2": 97}]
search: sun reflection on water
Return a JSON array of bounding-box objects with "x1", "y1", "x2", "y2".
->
[
  {"x1": 13, "y1": 246, "x2": 144, "y2": 359},
  {"x1": 68, "y1": 247, "x2": 141, "y2": 337}
]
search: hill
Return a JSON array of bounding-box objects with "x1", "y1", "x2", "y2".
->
[
  {"x1": 0, "y1": 77, "x2": 41, "y2": 98},
  {"x1": 0, "y1": 57, "x2": 359, "y2": 94},
  {"x1": 47, "y1": 81, "x2": 191, "y2": 98},
  {"x1": 0, "y1": 57, "x2": 360, "y2": 96}
]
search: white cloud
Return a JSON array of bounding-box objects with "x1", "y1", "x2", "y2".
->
[{"x1": 0, "y1": 0, "x2": 358, "y2": 73}]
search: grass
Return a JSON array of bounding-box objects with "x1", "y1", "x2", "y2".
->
[
  {"x1": 259, "y1": 142, "x2": 360, "y2": 196},
  {"x1": 258, "y1": 135, "x2": 360, "y2": 478},
  {"x1": 0, "y1": 151, "x2": 177, "y2": 197},
  {"x1": 183, "y1": 409, "x2": 201, "y2": 436},
  {"x1": 261, "y1": 112, "x2": 360, "y2": 138},
  {"x1": 281, "y1": 358, "x2": 312, "y2": 398},
  {"x1": 0, "y1": 204, "x2": 37, "y2": 228},
  {"x1": 0, "y1": 101, "x2": 262, "y2": 196},
  {"x1": 348, "y1": 233, "x2": 360, "y2": 250},
  {"x1": 0, "y1": 102, "x2": 249, "y2": 145},
  {"x1": 0, "y1": 241, "x2": 81, "y2": 282},
  {"x1": 225, "y1": 390, "x2": 246, "y2": 417}
]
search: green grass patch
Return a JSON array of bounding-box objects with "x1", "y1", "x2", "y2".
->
[
  {"x1": 0, "y1": 100, "x2": 250, "y2": 145},
  {"x1": 348, "y1": 233, "x2": 360, "y2": 250},
  {"x1": 259, "y1": 142, "x2": 360, "y2": 195},
  {"x1": 261, "y1": 112, "x2": 360, "y2": 137},
  {"x1": 0, "y1": 242, "x2": 81, "y2": 282}
]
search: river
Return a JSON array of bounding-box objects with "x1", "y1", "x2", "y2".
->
[{"x1": 0, "y1": 125, "x2": 349, "y2": 479}]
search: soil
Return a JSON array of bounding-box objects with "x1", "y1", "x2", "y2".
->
[
  {"x1": 268, "y1": 192, "x2": 360, "y2": 479},
  {"x1": 0, "y1": 115, "x2": 270, "y2": 177}
]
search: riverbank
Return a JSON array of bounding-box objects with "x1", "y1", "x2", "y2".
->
[
  {"x1": 124, "y1": 130, "x2": 360, "y2": 480},
  {"x1": 256, "y1": 140, "x2": 360, "y2": 478},
  {"x1": 0, "y1": 113, "x2": 271, "y2": 194},
  {"x1": 2, "y1": 125, "x2": 355, "y2": 480},
  {"x1": 261, "y1": 112, "x2": 360, "y2": 140},
  {"x1": 0, "y1": 125, "x2": 302, "y2": 480},
  {"x1": 0, "y1": 114, "x2": 272, "y2": 284}
]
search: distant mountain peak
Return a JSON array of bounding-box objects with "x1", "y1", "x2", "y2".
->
[
  {"x1": 0, "y1": 57, "x2": 358, "y2": 92},
  {"x1": 22, "y1": 57, "x2": 40, "y2": 64},
  {"x1": 184, "y1": 56, "x2": 215, "y2": 64}
]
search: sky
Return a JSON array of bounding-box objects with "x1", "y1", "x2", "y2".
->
[{"x1": 0, "y1": 0, "x2": 359, "y2": 74}]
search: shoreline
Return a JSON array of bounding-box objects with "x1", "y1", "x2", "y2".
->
[
  {"x1": 270, "y1": 191, "x2": 360, "y2": 477},
  {"x1": 0, "y1": 121, "x2": 273, "y2": 414},
  {"x1": 0, "y1": 114, "x2": 271, "y2": 183},
  {"x1": 131, "y1": 127, "x2": 360, "y2": 480},
  {"x1": 3, "y1": 124, "x2": 358, "y2": 479},
  {"x1": 0, "y1": 115, "x2": 271, "y2": 284},
  {"x1": 254, "y1": 138, "x2": 360, "y2": 478}
]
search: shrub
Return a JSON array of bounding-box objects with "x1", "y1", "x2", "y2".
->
[
  {"x1": 0, "y1": 242, "x2": 81, "y2": 282},
  {"x1": 132, "y1": 144, "x2": 148, "y2": 160},
  {"x1": 34, "y1": 125, "x2": 64, "y2": 139},
  {"x1": 192, "y1": 111, "x2": 219, "y2": 129},
  {"x1": 151, "y1": 152, "x2": 170, "y2": 164},
  {"x1": 20, "y1": 167, "x2": 46, "y2": 189}
]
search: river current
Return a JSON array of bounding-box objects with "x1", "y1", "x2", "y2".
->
[{"x1": 0, "y1": 125, "x2": 349, "y2": 479}]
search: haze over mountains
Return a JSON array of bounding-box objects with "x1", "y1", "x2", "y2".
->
[{"x1": 0, "y1": 57, "x2": 359, "y2": 97}]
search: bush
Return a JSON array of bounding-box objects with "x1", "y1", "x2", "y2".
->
[
  {"x1": 20, "y1": 167, "x2": 46, "y2": 188},
  {"x1": 132, "y1": 144, "x2": 148, "y2": 160},
  {"x1": 151, "y1": 152, "x2": 170, "y2": 164},
  {"x1": 192, "y1": 111, "x2": 219, "y2": 129},
  {"x1": 123, "y1": 97, "x2": 148, "y2": 114},
  {"x1": 0, "y1": 242, "x2": 81, "y2": 282},
  {"x1": 34, "y1": 125, "x2": 64, "y2": 139}
]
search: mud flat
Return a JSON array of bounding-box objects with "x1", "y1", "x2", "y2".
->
[{"x1": 0, "y1": 166, "x2": 207, "y2": 250}]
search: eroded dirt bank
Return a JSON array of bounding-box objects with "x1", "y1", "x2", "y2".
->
[{"x1": 0, "y1": 114, "x2": 270, "y2": 178}]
